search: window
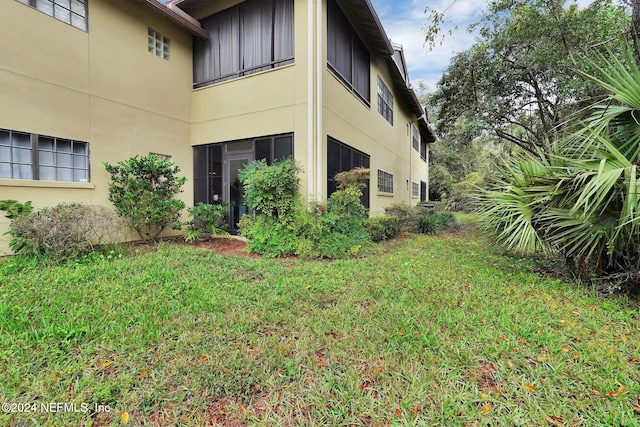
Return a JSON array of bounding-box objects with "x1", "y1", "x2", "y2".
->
[
  {"x1": 17, "y1": 0, "x2": 87, "y2": 31},
  {"x1": 420, "y1": 135, "x2": 427, "y2": 161},
  {"x1": 327, "y1": 136, "x2": 370, "y2": 208},
  {"x1": 194, "y1": 0, "x2": 294, "y2": 88},
  {"x1": 412, "y1": 125, "x2": 419, "y2": 152},
  {"x1": 0, "y1": 128, "x2": 89, "y2": 182},
  {"x1": 148, "y1": 28, "x2": 170, "y2": 60},
  {"x1": 377, "y1": 76, "x2": 393, "y2": 124},
  {"x1": 420, "y1": 180, "x2": 427, "y2": 202},
  {"x1": 412, "y1": 182, "x2": 419, "y2": 198},
  {"x1": 377, "y1": 170, "x2": 393, "y2": 194},
  {"x1": 327, "y1": 0, "x2": 370, "y2": 104},
  {"x1": 193, "y1": 134, "x2": 293, "y2": 205},
  {"x1": 255, "y1": 134, "x2": 294, "y2": 165}
]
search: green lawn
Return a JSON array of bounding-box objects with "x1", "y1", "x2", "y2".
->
[{"x1": 0, "y1": 227, "x2": 639, "y2": 426}]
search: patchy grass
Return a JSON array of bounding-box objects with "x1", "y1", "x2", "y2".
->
[{"x1": 0, "y1": 227, "x2": 639, "y2": 426}]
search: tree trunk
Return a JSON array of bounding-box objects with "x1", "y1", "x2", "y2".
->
[{"x1": 632, "y1": 0, "x2": 640, "y2": 64}]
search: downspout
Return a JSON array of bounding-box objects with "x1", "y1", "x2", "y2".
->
[
  {"x1": 316, "y1": 0, "x2": 323, "y2": 201},
  {"x1": 307, "y1": 0, "x2": 315, "y2": 202}
]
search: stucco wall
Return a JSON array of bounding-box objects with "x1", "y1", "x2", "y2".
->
[{"x1": 0, "y1": 0, "x2": 193, "y2": 255}]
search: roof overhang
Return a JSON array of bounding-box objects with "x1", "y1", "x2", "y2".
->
[
  {"x1": 339, "y1": 0, "x2": 394, "y2": 56},
  {"x1": 141, "y1": 0, "x2": 209, "y2": 39}
]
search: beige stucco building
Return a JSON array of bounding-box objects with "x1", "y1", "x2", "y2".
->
[{"x1": 0, "y1": 0, "x2": 435, "y2": 254}]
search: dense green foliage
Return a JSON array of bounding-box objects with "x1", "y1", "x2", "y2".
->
[
  {"x1": 363, "y1": 216, "x2": 400, "y2": 242},
  {"x1": 238, "y1": 158, "x2": 302, "y2": 219},
  {"x1": 0, "y1": 200, "x2": 33, "y2": 219},
  {"x1": 238, "y1": 163, "x2": 372, "y2": 258},
  {"x1": 183, "y1": 202, "x2": 229, "y2": 243},
  {"x1": 104, "y1": 154, "x2": 186, "y2": 241},
  {"x1": 431, "y1": 0, "x2": 627, "y2": 155},
  {"x1": 1, "y1": 230, "x2": 638, "y2": 425},
  {"x1": 477, "y1": 41, "x2": 640, "y2": 288},
  {"x1": 8, "y1": 203, "x2": 124, "y2": 260}
]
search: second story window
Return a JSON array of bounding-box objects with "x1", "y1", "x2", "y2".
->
[
  {"x1": 327, "y1": 0, "x2": 370, "y2": 105},
  {"x1": 194, "y1": 0, "x2": 295, "y2": 88},
  {"x1": 148, "y1": 28, "x2": 170, "y2": 60},
  {"x1": 17, "y1": 0, "x2": 87, "y2": 31},
  {"x1": 377, "y1": 76, "x2": 393, "y2": 124},
  {"x1": 412, "y1": 125, "x2": 419, "y2": 152}
]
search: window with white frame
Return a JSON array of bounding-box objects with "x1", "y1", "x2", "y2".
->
[
  {"x1": 377, "y1": 170, "x2": 393, "y2": 194},
  {"x1": 0, "y1": 129, "x2": 89, "y2": 182},
  {"x1": 412, "y1": 182, "x2": 419, "y2": 198},
  {"x1": 17, "y1": 0, "x2": 87, "y2": 31},
  {"x1": 148, "y1": 28, "x2": 170, "y2": 60},
  {"x1": 377, "y1": 76, "x2": 393, "y2": 124}
]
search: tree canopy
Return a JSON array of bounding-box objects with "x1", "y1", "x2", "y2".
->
[{"x1": 430, "y1": 0, "x2": 629, "y2": 155}]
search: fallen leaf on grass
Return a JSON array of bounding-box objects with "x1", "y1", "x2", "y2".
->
[
  {"x1": 628, "y1": 356, "x2": 638, "y2": 364},
  {"x1": 120, "y1": 412, "x2": 129, "y2": 425},
  {"x1": 544, "y1": 415, "x2": 563, "y2": 426},
  {"x1": 573, "y1": 354, "x2": 580, "y2": 360},
  {"x1": 480, "y1": 392, "x2": 489, "y2": 401},
  {"x1": 411, "y1": 406, "x2": 419, "y2": 415},
  {"x1": 101, "y1": 361, "x2": 113, "y2": 368},
  {"x1": 317, "y1": 360, "x2": 329, "y2": 368},
  {"x1": 524, "y1": 383, "x2": 537, "y2": 392},
  {"x1": 537, "y1": 355, "x2": 550, "y2": 362},
  {"x1": 395, "y1": 408, "x2": 401, "y2": 417},
  {"x1": 632, "y1": 398, "x2": 640, "y2": 414},
  {"x1": 562, "y1": 347, "x2": 570, "y2": 353},
  {"x1": 138, "y1": 369, "x2": 148, "y2": 378},
  {"x1": 199, "y1": 355, "x2": 208, "y2": 362},
  {"x1": 482, "y1": 403, "x2": 491, "y2": 414},
  {"x1": 605, "y1": 385, "x2": 625, "y2": 397}
]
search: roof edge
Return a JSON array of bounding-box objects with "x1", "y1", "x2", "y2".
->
[
  {"x1": 143, "y1": 0, "x2": 209, "y2": 39},
  {"x1": 362, "y1": 0, "x2": 394, "y2": 55}
]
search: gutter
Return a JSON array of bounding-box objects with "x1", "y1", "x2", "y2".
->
[
  {"x1": 316, "y1": 0, "x2": 324, "y2": 201},
  {"x1": 307, "y1": 0, "x2": 315, "y2": 202}
]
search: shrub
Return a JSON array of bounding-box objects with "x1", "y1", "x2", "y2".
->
[
  {"x1": 10, "y1": 204, "x2": 125, "y2": 259},
  {"x1": 238, "y1": 164, "x2": 373, "y2": 259},
  {"x1": 295, "y1": 211, "x2": 370, "y2": 259},
  {"x1": 104, "y1": 154, "x2": 186, "y2": 241},
  {"x1": 364, "y1": 216, "x2": 400, "y2": 242},
  {"x1": 188, "y1": 202, "x2": 229, "y2": 234},
  {"x1": 334, "y1": 167, "x2": 370, "y2": 190},
  {"x1": 417, "y1": 212, "x2": 458, "y2": 235},
  {"x1": 238, "y1": 215, "x2": 298, "y2": 258},
  {"x1": 384, "y1": 204, "x2": 425, "y2": 232},
  {"x1": 238, "y1": 158, "x2": 302, "y2": 220},
  {"x1": 0, "y1": 200, "x2": 33, "y2": 219}
]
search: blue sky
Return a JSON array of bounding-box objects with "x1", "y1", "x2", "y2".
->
[
  {"x1": 370, "y1": 0, "x2": 596, "y2": 91},
  {"x1": 370, "y1": 0, "x2": 484, "y2": 91}
]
